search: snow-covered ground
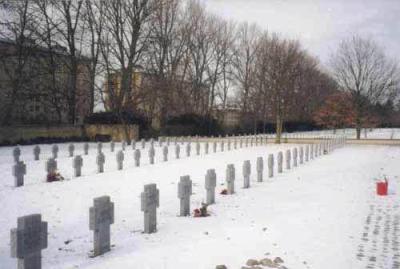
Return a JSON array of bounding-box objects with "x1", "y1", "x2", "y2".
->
[{"x1": 0, "y1": 140, "x2": 399, "y2": 269}]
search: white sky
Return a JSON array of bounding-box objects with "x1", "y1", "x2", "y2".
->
[{"x1": 201, "y1": 0, "x2": 400, "y2": 65}]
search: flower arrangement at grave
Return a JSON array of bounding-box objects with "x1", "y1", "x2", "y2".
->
[
  {"x1": 47, "y1": 171, "x2": 65, "y2": 182},
  {"x1": 220, "y1": 189, "x2": 228, "y2": 195},
  {"x1": 193, "y1": 203, "x2": 209, "y2": 217}
]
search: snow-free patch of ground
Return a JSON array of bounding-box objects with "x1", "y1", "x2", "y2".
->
[{"x1": 0, "y1": 142, "x2": 399, "y2": 269}]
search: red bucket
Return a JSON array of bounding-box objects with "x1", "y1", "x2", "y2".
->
[{"x1": 376, "y1": 181, "x2": 388, "y2": 196}]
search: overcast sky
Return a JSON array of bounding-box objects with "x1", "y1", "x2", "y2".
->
[{"x1": 200, "y1": 0, "x2": 400, "y2": 65}]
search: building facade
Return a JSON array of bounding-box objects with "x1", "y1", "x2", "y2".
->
[{"x1": 0, "y1": 38, "x2": 91, "y2": 125}]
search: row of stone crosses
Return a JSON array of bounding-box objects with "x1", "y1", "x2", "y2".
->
[
  {"x1": 12, "y1": 134, "x2": 283, "y2": 187},
  {"x1": 10, "y1": 137, "x2": 346, "y2": 269}
]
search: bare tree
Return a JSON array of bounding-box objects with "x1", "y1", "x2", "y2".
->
[
  {"x1": 0, "y1": 0, "x2": 37, "y2": 125},
  {"x1": 100, "y1": 0, "x2": 154, "y2": 141},
  {"x1": 330, "y1": 36, "x2": 400, "y2": 139}
]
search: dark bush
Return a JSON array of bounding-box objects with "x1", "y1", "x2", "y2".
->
[
  {"x1": 85, "y1": 111, "x2": 149, "y2": 129},
  {"x1": 164, "y1": 113, "x2": 221, "y2": 136}
]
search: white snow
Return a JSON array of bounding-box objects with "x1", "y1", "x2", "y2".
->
[{"x1": 0, "y1": 139, "x2": 399, "y2": 269}]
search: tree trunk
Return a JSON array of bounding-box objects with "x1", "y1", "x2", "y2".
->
[
  {"x1": 275, "y1": 115, "x2": 282, "y2": 144},
  {"x1": 356, "y1": 127, "x2": 361, "y2": 139}
]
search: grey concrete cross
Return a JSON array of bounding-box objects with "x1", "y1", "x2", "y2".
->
[
  {"x1": 68, "y1": 144, "x2": 74, "y2": 157},
  {"x1": 73, "y1": 155, "x2": 83, "y2": 177},
  {"x1": 13, "y1": 161, "x2": 26, "y2": 187},
  {"x1": 175, "y1": 144, "x2": 180, "y2": 159},
  {"x1": 299, "y1": 147, "x2": 304, "y2": 164},
  {"x1": 178, "y1": 176, "x2": 192, "y2": 216},
  {"x1": 293, "y1": 148, "x2": 298, "y2": 167},
  {"x1": 33, "y1": 146, "x2": 40, "y2": 161},
  {"x1": 45, "y1": 158, "x2": 57, "y2": 175},
  {"x1": 243, "y1": 160, "x2": 251, "y2": 188},
  {"x1": 116, "y1": 150, "x2": 124, "y2": 170},
  {"x1": 278, "y1": 152, "x2": 283, "y2": 173},
  {"x1": 149, "y1": 146, "x2": 155, "y2": 165},
  {"x1": 89, "y1": 196, "x2": 114, "y2": 257},
  {"x1": 226, "y1": 164, "x2": 235, "y2": 194},
  {"x1": 51, "y1": 145, "x2": 58, "y2": 159},
  {"x1": 268, "y1": 154, "x2": 274, "y2": 178},
  {"x1": 205, "y1": 169, "x2": 216, "y2": 204},
  {"x1": 186, "y1": 143, "x2": 191, "y2": 157},
  {"x1": 11, "y1": 214, "x2": 48, "y2": 269},
  {"x1": 97, "y1": 152, "x2": 105, "y2": 173},
  {"x1": 134, "y1": 149, "x2": 141, "y2": 167},
  {"x1": 285, "y1": 149, "x2": 291, "y2": 170},
  {"x1": 141, "y1": 184, "x2": 159, "y2": 233},
  {"x1": 163, "y1": 146, "x2": 168, "y2": 162},
  {"x1": 97, "y1": 142, "x2": 103, "y2": 153},
  {"x1": 110, "y1": 141, "x2": 115, "y2": 152},
  {"x1": 84, "y1": 143, "x2": 89, "y2": 155},
  {"x1": 196, "y1": 142, "x2": 200, "y2": 155},
  {"x1": 13, "y1": 146, "x2": 21, "y2": 162},
  {"x1": 256, "y1": 157, "x2": 263, "y2": 182}
]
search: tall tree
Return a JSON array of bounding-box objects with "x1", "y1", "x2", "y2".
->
[{"x1": 330, "y1": 36, "x2": 400, "y2": 139}]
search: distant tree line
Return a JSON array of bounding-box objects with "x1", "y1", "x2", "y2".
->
[{"x1": 1, "y1": 0, "x2": 399, "y2": 140}]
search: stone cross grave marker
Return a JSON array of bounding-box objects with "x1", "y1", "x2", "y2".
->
[
  {"x1": 293, "y1": 148, "x2": 298, "y2": 167},
  {"x1": 285, "y1": 149, "x2": 291, "y2": 170},
  {"x1": 256, "y1": 157, "x2": 263, "y2": 182},
  {"x1": 13, "y1": 146, "x2": 21, "y2": 163},
  {"x1": 305, "y1": 145, "x2": 309, "y2": 162},
  {"x1": 278, "y1": 152, "x2": 283, "y2": 173},
  {"x1": 89, "y1": 196, "x2": 114, "y2": 257},
  {"x1": 205, "y1": 142, "x2": 209, "y2": 154},
  {"x1": 150, "y1": 138, "x2": 154, "y2": 148},
  {"x1": 243, "y1": 160, "x2": 251, "y2": 188},
  {"x1": 116, "y1": 150, "x2": 124, "y2": 170},
  {"x1": 134, "y1": 149, "x2": 141, "y2": 167},
  {"x1": 121, "y1": 141, "x2": 126, "y2": 151},
  {"x1": 175, "y1": 144, "x2": 180, "y2": 159},
  {"x1": 213, "y1": 141, "x2": 217, "y2": 153},
  {"x1": 51, "y1": 145, "x2": 58, "y2": 159},
  {"x1": 97, "y1": 152, "x2": 105, "y2": 173},
  {"x1": 149, "y1": 146, "x2": 155, "y2": 165},
  {"x1": 110, "y1": 141, "x2": 115, "y2": 152},
  {"x1": 73, "y1": 155, "x2": 83, "y2": 177},
  {"x1": 97, "y1": 142, "x2": 103, "y2": 153},
  {"x1": 227, "y1": 140, "x2": 231, "y2": 151},
  {"x1": 299, "y1": 147, "x2": 304, "y2": 164},
  {"x1": 83, "y1": 143, "x2": 89, "y2": 155},
  {"x1": 163, "y1": 146, "x2": 168, "y2": 162},
  {"x1": 186, "y1": 143, "x2": 191, "y2": 157},
  {"x1": 196, "y1": 141, "x2": 200, "y2": 155},
  {"x1": 178, "y1": 176, "x2": 192, "y2": 216},
  {"x1": 33, "y1": 146, "x2": 40, "y2": 161},
  {"x1": 45, "y1": 158, "x2": 57, "y2": 175},
  {"x1": 131, "y1": 139, "x2": 136, "y2": 150},
  {"x1": 205, "y1": 169, "x2": 216, "y2": 204},
  {"x1": 11, "y1": 214, "x2": 48, "y2": 269},
  {"x1": 68, "y1": 144, "x2": 74, "y2": 157},
  {"x1": 141, "y1": 184, "x2": 159, "y2": 233},
  {"x1": 13, "y1": 161, "x2": 26, "y2": 187},
  {"x1": 226, "y1": 164, "x2": 235, "y2": 194},
  {"x1": 141, "y1": 139, "x2": 146, "y2": 149},
  {"x1": 220, "y1": 141, "x2": 224, "y2": 152},
  {"x1": 268, "y1": 154, "x2": 274, "y2": 178}
]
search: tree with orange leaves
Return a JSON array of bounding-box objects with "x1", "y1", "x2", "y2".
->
[{"x1": 313, "y1": 93, "x2": 355, "y2": 133}]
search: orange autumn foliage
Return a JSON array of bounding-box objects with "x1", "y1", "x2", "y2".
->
[{"x1": 313, "y1": 93, "x2": 355, "y2": 129}]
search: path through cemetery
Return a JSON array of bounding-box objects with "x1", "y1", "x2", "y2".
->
[{"x1": 0, "y1": 141, "x2": 399, "y2": 269}]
